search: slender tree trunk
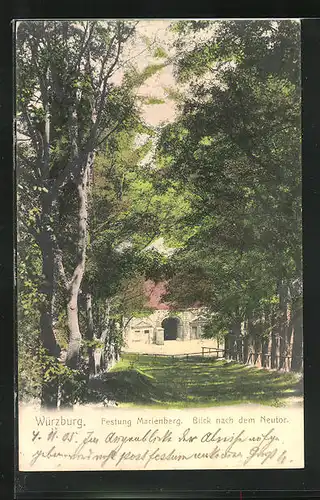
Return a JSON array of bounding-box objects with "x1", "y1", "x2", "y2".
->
[
  {"x1": 102, "y1": 318, "x2": 115, "y2": 372},
  {"x1": 270, "y1": 304, "x2": 279, "y2": 369},
  {"x1": 93, "y1": 299, "x2": 111, "y2": 374},
  {"x1": 66, "y1": 283, "x2": 82, "y2": 371},
  {"x1": 94, "y1": 331, "x2": 107, "y2": 374},
  {"x1": 245, "y1": 317, "x2": 254, "y2": 365},
  {"x1": 231, "y1": 321, "x2": 241, "y2": 361},
  {"x1": 253, "y1": 317, "x2": 262, "y2": 366},
  {"x1": 260, "y1": 306, "x2": 269, "y2": 368},
  {"x1": 254, "y1": 335, "x2": 262, "y2": 367},
  {"x1": 85, "y1": 290, "x2": 95, "y2": 377},
  {"x1": 278, "y1": 283, "x2": 289, "y2": 370},
  {"x1": 243, "y1": 321, "x2": 249, "y2": 364},
  {"x1": 291, "y1": 305, "x2": 303, "y2": 372},
  {"x1": 224, "y1": 334, "x2": 229, "y2": 359},
  {"x1": 270, "y1": 331, "x2": 277, "y2": 369},
  {"x1": 286, "y1": 304, "x2": 294, "y2": 370},
  {"x1": 262, "y1": 338, "x2": 269, "y2": 368}
]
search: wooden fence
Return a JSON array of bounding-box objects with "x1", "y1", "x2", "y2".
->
[
  {"x1": 223, "y1": 334, "x2": 303, "y2": 373},
  {"x1": 129, "y1": 348, "x2": 225, "y2": 363},
  {"x1": 201, "y1": 346, "x2": 225, "y2": 359}
]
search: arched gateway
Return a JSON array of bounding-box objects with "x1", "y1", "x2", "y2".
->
[
  {"x1": 124, "y1": 281, "x2": 213, "y2": 348},
  {"x1": 161, "y1": 317, "x2": 180, "y2": 340}
]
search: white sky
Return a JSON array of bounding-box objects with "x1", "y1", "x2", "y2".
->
[
  {"x1": 115, "y1": 19, "x2": 224, "y2": 127},
  {"x1": 112, "y1": 20, "x2": 178, "y2": 127}
]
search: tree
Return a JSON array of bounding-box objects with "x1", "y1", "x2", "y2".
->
[
  {"x1": 16, "y1": 20, "x2": 139, "y2": 406},
  {"x1": 82, "y1": 125, "x2": 189, "y2": 375},
  {"x1": 157, "y1": 20, "x2": 302, "y2": 370}
]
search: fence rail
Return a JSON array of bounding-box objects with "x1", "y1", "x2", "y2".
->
[
  {"x1": 201, "y1": 347, "x2": 225, "y2": 358},
  {"x1": 128, "y1": 349, "x2": 226, "y2": 363}
]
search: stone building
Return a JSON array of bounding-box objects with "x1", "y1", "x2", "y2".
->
[{"x1": 124, "y1": 281, "x2": 216, "y2": 348}]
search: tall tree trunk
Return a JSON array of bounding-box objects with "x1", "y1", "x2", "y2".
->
[
  {"x1": 231, "y1": 320, "x2": 241, "y2": 361},
  {"x1": 102, "y1": 317, "x2": 115, "y2": 372},
  {"x1": 246, "y1": 317, "x2": 254, "y2": 365},
  {"x1": 65, "y1": 157, "x2": 91, "y2": 368},
  {"x1": 61, "y1": 155, "x2": 93, "y2": 406},
  {"x1": 94, "y1": 298, "x2": 111, "y2": 374},
  {"x1": 262, "y1": 338, "x2": 270, "y2": 368},
  {"x1": 253, "y1": 316, "x2": 263, "y2": 366},
  {"x1": 242, "y1": 318, "x2": 250, "y2": 363},
  {"x1": 278, "y1": 282, "x2": 289, "y2": 370},
  {"x1": 270, "y1": 305, "x2": 278, "y2": 369},
  {"x1": 38, "y1": 218, "x2": 60, "y2": 408},
  {"x1": 254, "y1": 334, "x2": 262, "y2": 367},
  {"x1": 291, "y1": 304, "x2": 303, "y2": 372},
  {"x1": 85, "y1": 290, "x2": 95, "y2": 377},
  {"x1": 66, "y1": 282, "x2": 82, "y2": 371},
  {"x1": 261, "y1": 305, "x2": 270, "y2": 368},
  {"x1": 286, "y1": 304, "x2": 294, "y2": 370},
  {"x1": 243, "y1": 333, "x2": 249, "y2": 364}
]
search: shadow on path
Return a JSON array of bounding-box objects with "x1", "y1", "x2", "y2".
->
[{"x1": 83, "y1": 354, "x2": 303, "y2": 408}]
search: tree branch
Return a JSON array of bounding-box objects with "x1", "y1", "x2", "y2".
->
[
  {"x1": 75, "y1": 21, "x2": 97, "y2": 73},
  {"x1": 96, "y1": 120, "x2": 121, "y2": 148}
]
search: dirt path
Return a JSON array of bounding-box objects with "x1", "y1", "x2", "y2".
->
[{"x1": 123, "y1": 339, "x2": 221, "y2": 355}]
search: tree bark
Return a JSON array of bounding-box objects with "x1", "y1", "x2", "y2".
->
[
  {"x1": 60, "y1": 154, "x2": 93, "y2": 406},
  {"x1": 254, "y1": 334, "x2": 262, "y2": 367},
  {"x1": 85, "y1": 291, "x2": 95, "y2": 377},
  {"x1": 262, "y1": 338, "x2": 270, "y2": 368},
  {"x1": 291, "y1": 305, "x2": 303, "y2": 372},
  {"x1": 269, "y1": 304, "x2": 279, "y2": 369},
  {"x1": 231, "y1": 320, "x2": 241, "y2": 361},
  {"x1": 38, "y1": 213, "x2": 60, "y2": 408},
  {"x1": 65, "y1": 156, "x2": 92, "y2": 368},
  {"x1": 245, "y1": 318, "x2": 254, "y2": 365},
  {"x1": 278, "y1": 282, "x2": 289, "y2": 370},
  {"x1": 243, "y1": 318, "x2": 250, "y2": 363},
  {"x1": 93, "y1": 298, "x2": 111, "y2": 374}
]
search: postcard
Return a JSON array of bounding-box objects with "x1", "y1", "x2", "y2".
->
[{"x1": 16, "y1": 18, "x2": 303, "y2": 472}]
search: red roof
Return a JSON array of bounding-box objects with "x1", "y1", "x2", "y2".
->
[
  {"x1": 144, "y1": 280, "x2": 170, "y2": 310},
  {"x1": 143, "y1": 280, "x2": 202, "y2": 310}
]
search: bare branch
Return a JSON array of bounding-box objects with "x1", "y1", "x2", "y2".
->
[
  {"x1": 96, "y1": 120, "x2": 121, "y2": 148},
  {"x1": 90, "y1": 23, "x2": 124, "y2": 141},
  {"x1": 98, "y1": 33, "x2": 117, "y2": 88},
  {"x1": 76, "y1": 21, "x2": 97, "y2": 73}
]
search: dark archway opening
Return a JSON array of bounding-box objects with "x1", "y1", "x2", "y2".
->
[{"x1": 162, "y1": 317, "x2": 179, "y2": 340}]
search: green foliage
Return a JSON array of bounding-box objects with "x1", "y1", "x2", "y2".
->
[
  {"x1": 158, "y1": 20, "x2": 301, "y2": 339},
  {"x1": 85, "y1": 124, "x2": 192, "y2": 326},
  {"x1": 144, "y1": 97, "x2": 166, "y2": 105},
  {"x1": 16, "y1": 19, "x2": 302, "y2": 405},
  {"x1": 153, "y1": 47, "x2": 168, "y2": 58},
  {"x1": 163, "y1": 86, "x2": 184, "y2": 103},
  {"x1": 16, "y1": 19, "x2": 140, "y2": 402},
  {"x1": 82, "y1": 338, "x2": 104, "y2": 350},
  {"x1": 18, "y1": 343, "x2": 43, "y2": 401},
  {"x1": 17, "y1": 231, "x2": 43, "y2": 400},
  {"x1": 124, "y1": 63, "x2": 167, "y2": 88}
]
